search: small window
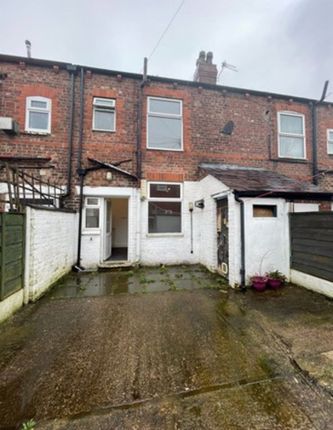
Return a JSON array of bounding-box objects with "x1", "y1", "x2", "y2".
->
[
  {"x1": 278, "y1": 112, "x2": 305, "y2": 159},
  {"x1": 327, "y1": 129, "x2": 333, "y2": 154},
  {"x1": 148, "y1": 182, "x2": 182, "y2": 233},
  {"x1": 84, "y1": 197, "x2": 100, "y2": 229},
  {"x1": 147, "y1": 97, "x2": 183, "y2": 151},
  {"x1": 25, "y1": 96, "x2": 51, "y2": 133},
  {"x1": 93, "y1": 97, "x2": 116, "y2": 132},
  {"x1": 253, "y1": 205, "x2": 277, "y2": 218}
]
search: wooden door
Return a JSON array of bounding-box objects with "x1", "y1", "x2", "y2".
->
[{"x1": 216, "y1": 199, "x2": 229, "y2": 277}]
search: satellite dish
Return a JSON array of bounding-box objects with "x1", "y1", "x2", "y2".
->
[{"x1": 221, "y1": 121, "x2": 235, "y2": 135}]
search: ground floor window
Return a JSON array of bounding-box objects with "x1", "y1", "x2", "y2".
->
[{"x1": 148, "y1": 182, "x2": 182, "y2": 233}]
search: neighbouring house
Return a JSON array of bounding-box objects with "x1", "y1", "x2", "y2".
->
[{"x1": 0, "y1": 50, "x2": 333, "y2": 294}]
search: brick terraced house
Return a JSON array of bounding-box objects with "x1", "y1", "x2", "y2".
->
[{"x1": 1, "y1": 51, "x2": 333, "y2": 287}]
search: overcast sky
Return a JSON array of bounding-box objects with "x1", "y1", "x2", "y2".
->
[{"x1": 1, "y1": 0, "x2": 333, "y2": 100}]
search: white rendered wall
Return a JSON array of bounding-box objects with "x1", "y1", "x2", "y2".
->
[
  {"x1": 290, "y1": 269, "x2": 333, "y2": 298},
  {"x1": 140, "y1": 181, "x2": 200, "y2": 265},
  {"x1": 0, "y1": 290, "x2": 24, "y2": 324},
  {"x1": 80, "y1": 186, "x2": 139, "y2": 267},
  {"x1": 292, "y1": 203, "x2": 319, "y2": 212},
  {"x1": 25, "y1": 206, "x2": 78, "y2": 301},
  {"x1": 243, "y1": 198, "x2": 290, "y2": 282},
  {"x1": 195, "y1": 176, "x2": 229, "y2": 271}
]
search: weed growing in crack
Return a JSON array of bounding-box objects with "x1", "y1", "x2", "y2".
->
[{"x1": 21, "y1": 420, "x2": 36, "y2": 430}]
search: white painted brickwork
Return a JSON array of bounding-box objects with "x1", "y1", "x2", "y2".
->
[
  {"x1": 77, "y1": 179, "x2": 292, "y2": 290},
  {"x1": 25, "y1": 207, "x2": 78, "y2": 301}
]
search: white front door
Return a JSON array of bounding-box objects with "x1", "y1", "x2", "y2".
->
[{"x1": 103, "y1": 200, "x2": 112, "y2": 260}]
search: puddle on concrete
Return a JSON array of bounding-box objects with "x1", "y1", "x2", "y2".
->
[{"x1": 48, "y1": 265, "x2": 228, "y2": 299}]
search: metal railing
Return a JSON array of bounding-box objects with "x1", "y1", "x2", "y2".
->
[{"x1": 1, "y1": 164, "x2": 65, "y2": 212}]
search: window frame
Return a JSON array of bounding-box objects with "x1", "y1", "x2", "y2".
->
[
  {"x1": 147, "y1": 96, "x2": 183, "y2": 152},
  {"x1": 147, "y1": 181, "x2": 183, "y2": 235},
  {"x1": 92, "y1": 97, "x2": 116, "y2": 132},
  {"x1": 277, "y1": 111, "x2": 306, "y2": 160},
  {"x1": 327, "y1": 129, "x2": 333, "y2": 155},
  {"x1": 83, "y1": 197, "x2": 101, "y2": 232},
  {"x1": 25, "y1": 96, "x2": 52, "y2": 133}
]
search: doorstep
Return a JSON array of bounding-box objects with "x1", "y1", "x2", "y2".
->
[{"x1": 98, "y1": 260, "x2": 133, "y2": 269}]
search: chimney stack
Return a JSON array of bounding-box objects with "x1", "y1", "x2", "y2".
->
[{"x1": 193, "y1": 51, "x2": 218, "y2": 85}]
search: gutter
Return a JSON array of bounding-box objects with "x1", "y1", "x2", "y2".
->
[
  {"x1": 235, "y1": 190, "x2": 333, "y2": 200},
  {"x1": 1, "y1": 53, "x2": 329, "y2": 106}
]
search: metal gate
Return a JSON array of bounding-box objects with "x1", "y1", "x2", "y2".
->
[
  {"x1": 216, "y1": 199, "x2": 229, "y2": 277},
  {"x1": 0, "y1": 213, "x2": 25, "y2": 300}
]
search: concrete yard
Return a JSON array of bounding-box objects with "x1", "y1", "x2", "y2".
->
[{"x1": 0, "y1": 266, "x2": 332, "y2": 429}]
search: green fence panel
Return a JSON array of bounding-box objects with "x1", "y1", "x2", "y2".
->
[{"x1": 0, "y1": 213, "x2": 25, "y2": 300}]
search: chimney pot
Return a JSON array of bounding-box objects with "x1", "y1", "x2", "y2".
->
[
  {"x1": 206, "y1": 51, "x2": 213, "y2": 64},
  {"x1": 193, "y1": 50, "x2": 218, "y2": 85}
]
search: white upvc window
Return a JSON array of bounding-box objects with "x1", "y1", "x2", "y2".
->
[
  {"x1": 25, "y1": 96, "x2": 51, "y2": 133},
  {"x1": 327, "y1": 129, "x2": 333, "y2": 154},
  {"x1": 84, "y1": 197, "x2": 101, "y2": 230},
  {"x1": 278, "y1": 112, "x2": 306, "y2": 159},
  {"x1": 148, "y1": 182, "x2": 182, "y2": 233},
  {"x1": 147, "y1": 97, "x2": 183, "y2": 151},
  {"x1": 92, "y1": 97, "x2": 116, "y2": 132}
]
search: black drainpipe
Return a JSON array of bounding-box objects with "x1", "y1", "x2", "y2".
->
[
  {"x1": 234, "y1": 192, "x2": 246, "y2": 288},
  {"x1": 64, "y1": 65, "x2": 76, "y2": 199},
  {"x1": 136, "y1": 57, "x2": 148, "y2": 179},
  {"x1": 311, "y1": 80, "x2": 329, "y2": 185},
  {"x1": 77, "y1": 67, "x2": 85, "y2": 171},
  {"x1": 73, "y1": 67, "x2": 86, "y2": 271}
]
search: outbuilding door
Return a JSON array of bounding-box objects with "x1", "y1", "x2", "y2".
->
[{"x1": 216, "y1": 199, "x2": 229, "y2": 277}]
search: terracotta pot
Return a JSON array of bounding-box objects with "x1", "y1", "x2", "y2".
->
[
  {"x1": 251, "y1": 276, "x2": 267, "y2": 291},
  {"x1": 268, "y1": 278, "x2": 282, "y2": 289}
]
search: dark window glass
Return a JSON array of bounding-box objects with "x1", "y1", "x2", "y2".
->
[
  {"x1": 150, "y1": 183, "x2": 180, "y2": 199},
  {"x1": 148, "y1": 201, "x2": 181, "y2": 233}
]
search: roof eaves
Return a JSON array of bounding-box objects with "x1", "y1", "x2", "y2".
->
[
  {"x1": 234, "y1": 190, "x2": 333, "y2": 200},
  {"x1": 0, "y1": 53, "x2": 327, "y2": 105}
]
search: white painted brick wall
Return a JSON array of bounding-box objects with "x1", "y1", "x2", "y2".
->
[
  {"x1": 26, "y1": 207, "x2": 78, "y2": 301},
  {"x1": 140, "y1": 182, "x2": 200, "y2": 265}
]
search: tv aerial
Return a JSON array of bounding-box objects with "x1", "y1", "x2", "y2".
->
[{"x1": 217, "y1": 60, "x2": 238, "y2": 83}]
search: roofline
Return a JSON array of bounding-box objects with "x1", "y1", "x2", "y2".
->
[
  {"x1": 234, "y1": 190, "x2": 333, "y2": 200},
  {"x1": 0, "y1": 53, "x2": 328, "y2": 105}
]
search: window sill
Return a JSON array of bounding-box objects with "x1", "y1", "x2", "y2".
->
[
  {"x1": 147, "y1": 147, "x2": 184, "y2": 152},
  {"x1": 23, "y1": 131, "x2": 51, "y2": 136},
  {"x1": 146, "y1": 233, "x2": 184, "y2": 238},
  {"x1": 92, "y1": 129, "x2": 116, "y2": 133},
  {"x1": 270, "y1": 157, "x2": 308, "y2": 164}
]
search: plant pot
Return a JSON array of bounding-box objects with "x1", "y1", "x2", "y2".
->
[
  {"x1": 251, "y1": 276, "x2": 267, "y2": 291},
  {"x1": 268, "y1": 278, "x2": 282, "y2": 289}
]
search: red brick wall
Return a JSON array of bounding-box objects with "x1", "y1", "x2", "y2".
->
[
  {"x1": 1, "y1": 59, "x2": 333, "y2": 201},
  {"x1": 141, "y1": 80, "x2": 316, "y2": 183},
  {"x1": 0, "y1": 62, "x2": 70, "y2": 184}
]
